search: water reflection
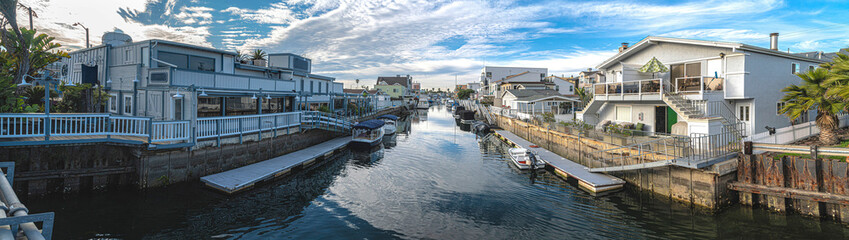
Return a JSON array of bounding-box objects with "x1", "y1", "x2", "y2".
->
[
  {"x1": 26, "y1": 106, "x2": 849, "y2": 239},
  {"x1": 352, "y1": 145, "x2": 385, "y2": 167}
]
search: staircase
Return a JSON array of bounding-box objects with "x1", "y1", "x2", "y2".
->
[{"x1": 661, "y1": 91, "x2": 704, "y2": 121}]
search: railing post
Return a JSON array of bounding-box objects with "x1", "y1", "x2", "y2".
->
[
  {"x1": 700, "y1": 76, "x2": 704, "y2": 95},
  {"x1": 238, "y1": 117, "x2": 243, "y2": 144},
  {"x1": 106, "y1": 116, "x2": 112, "y2": 140},
  {"x1": 44, "y1": 114, "x2": 50, "y2": 141},
  {"x1": 258, "y1": 116, "x2": 262, "y2": 141},
  {"x1": 273, "y1": 115, "x2": 278, "y2": 138},
  {"x1": 147, "y1": 119, "x2": 153, "y2": 143},
  {"x1": 216, "y1": 119, "x2": 221, "y2": 147}
]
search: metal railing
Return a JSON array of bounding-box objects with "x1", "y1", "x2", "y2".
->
[
  {"x1": 0, "y1": 162, "x2": 54, "y2": 240},
  {"x1": 0, "y1": 114, "x2": 192, "y2": 144},
  {"x1": 746, "y1": 115, "x2": 849, "y2": 144},
  {"x1": 673, "y1": 76, "x2": 724, "y2": 93},
  {"x1": 196, "y1": 112, "x2": 302, "y2": 140}
]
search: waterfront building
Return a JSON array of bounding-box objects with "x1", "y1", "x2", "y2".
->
[
  {"x1": 500, "y1": 89, "x2": 578, "y2": 121},
  {"x1": 544, "y1": 75, "x2": 577, "y2": 96},
  {"x1": 375, "y1": 75, "x2": 413, "y2": 98},
  {"x1": 343, "y1": 88, "x2": 392, "y2": 109},
  {"x1": 479, "y1": 66, "x2": 547, "y2": 98},
  {"x1": 63, "y1": 30, "x2": 350, "y2": 121},
  {"x1": 577, "y1": 34, "x2": 830, "y2": 136},
  {"x1": 577, "y1": 68, "x2": 604, "y2": 91}
]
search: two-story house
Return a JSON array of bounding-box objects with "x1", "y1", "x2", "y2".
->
[
  {"x1": 577, "y1": 34, "x2": 828, "y2": 137},
  {"x1": 479, "y1": 66, "x2": 547, "y2": 98},
  {"x1": 63, "y1": 30, "x2": 345, "y2": 122},
  {"x1": 374, "y1": 75, "x2": 413, "y2": 98}
]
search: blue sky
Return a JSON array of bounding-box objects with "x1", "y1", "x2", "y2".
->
[{"x1": 20, "y1": 0, "x2": 849, "y2": 89}]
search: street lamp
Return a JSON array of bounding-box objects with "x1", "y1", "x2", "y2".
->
[
  {"x1": 18, "y1": 71, "x2": 67, "y2": 140},
  {"x1": 72, "y1": 22, "x2": 90, "y2": 48}
]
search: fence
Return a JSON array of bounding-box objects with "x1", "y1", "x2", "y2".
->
[
  {"x1": 746, "y1": 115, "x2": 849, "y2": 144},
  {"x1": 0, "y1": 114, "x2": 192, "y2": 145}
]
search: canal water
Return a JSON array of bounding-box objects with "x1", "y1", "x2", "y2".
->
[{"x1": 28, "y1": 106, "x2": 849, "y2": 239}]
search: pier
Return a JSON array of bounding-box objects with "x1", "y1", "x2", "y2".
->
[
  {"x1": 493, "y1": 130, "x2": 625, "y2": 193},
  {"x1": 201, "y1": 137, "x2": 350, "y2": 194}
]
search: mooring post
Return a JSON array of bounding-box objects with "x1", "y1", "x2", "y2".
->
[{"x1": 742, "y1": 141, "x2": 754, "y2": 206}]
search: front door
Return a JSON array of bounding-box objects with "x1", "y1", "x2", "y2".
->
[
  {"x1": 655, "y1": 106, "x2": 667, "y2": 133},
  {"x1": 737, "y1": 103, "x2": 752, "y2": 136}
]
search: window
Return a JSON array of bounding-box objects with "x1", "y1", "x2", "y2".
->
[
  {"x1": 486, "y1": 72, "x2": 492, "y2": 78},
  {"x1": 569, "y1": 86, "x2": 573, "y2": 91},
  {"x1": 615, "y1": 106, "x2": 631, "y2": 122},
  {"x1": 738, "y1": 105, "x2": 750, "y2": 121},
  {"x1": 393, "y1": 88, "x2": 397, "y2": 93},
  {"x1": 556, "y1": 86, "x2": 560, "y2": 91},
  {"x1": 318, "y1": 82, "x2": 322, "y2": 93},
  {"x1": 158, "y1": 52, "x2": 188, "y2": 69},
  {"x1": 150, "y1": 73, "x2": 168, "y2": 82},
  {"x1": 310, "y1": 81, "x2": 314, "y2": 93},
  {"x1": 776, "y1": 102, "x2": 786, "y2": 115},
  {"x1": 108, "y1": 95, "x2": 118, "y2": 113},
  {"x1": 809, "y1": 65, "x2": 816, "y2": 72},
  {"x1": 124, "y1": 49, "x2": 132, "y2": 62},
  {"x1": 326, "y1": 83, "x2": 329, "y2": 93},
  {"x1": 792, "y1": 110, "x2": 809, "y2": 125},
  {"x1": 791, "y1": 63, "x2": 800, "y2": 74},
  {"x1": 173, "y1": 98, "x2": 183, "y2": 120},
  {"x1": 123, "y1": 96, "x2": 133, "y2": 115},
  {"x1": 189, "y1": 56, "x2": 215, "y2": 71}
]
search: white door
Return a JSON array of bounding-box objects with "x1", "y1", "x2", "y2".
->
[
  {"x1": 737, "y1": 103, "x2": 752, "y2": 136},
  {"x1": 148, "y1": 92, "x2": 162, "y2": 119}
]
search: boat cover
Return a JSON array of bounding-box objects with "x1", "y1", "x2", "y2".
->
[
  {"x1": 353, "y1": 119, "x2": 385, "y2": 129},
  {"x1": 377, "y1": 114, "x2": 398, "y2": 120}
]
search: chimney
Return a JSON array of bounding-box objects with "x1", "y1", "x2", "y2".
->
[
  {"x1": 769, "y1": 33, "x2": 779, "y2": 51},
  {"x1": 618, "y1": 42, "x2": 629, "y2": 52}
]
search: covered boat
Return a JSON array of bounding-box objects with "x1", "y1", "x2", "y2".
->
[
  {"x1": 417, "y1": 98, "x2": 430, "y2": 109},
  {"x1": 377, "y1": 114, "x2": 398, "y2": 135},
  {"x1": 508, "y1": 148, "x2": 545, "y2": 170},
  {"x1": 453, "y1": 106, "x2": 466, "y2": 119},
  {"x1": 459, "y1": 110, "x2": 476, "y2": 124},
  {"x1": 351, "y1": 119, "x2": 385, "y2": 149}
]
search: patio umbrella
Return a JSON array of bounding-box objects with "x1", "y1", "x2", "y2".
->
[{"x1": 638, "y1": 57, "x2": 669, "y2": 78}]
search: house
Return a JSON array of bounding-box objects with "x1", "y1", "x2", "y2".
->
[
  {"x1": 374, "y1": 75, "x2": 412, "y2": 98},
  {"x1": 343, "y1": 88, "x2": 391, "y2": 109},
  {"x1": 412, "y1": 82, "x2": 421, "y2": 93},
  {"x1": 500, "y1": 89, "x2": 578, "y2": 121},
  {"x1": 479, "y1": 66, "x2": 547, "y2": 97},
  {"x1": 578, "y1": 34, "x2": 828, "y2": 136},
  {"x1": 544, "y1": 75, "x2": 577, "y2": 96},
  {"x1": 577, "y1": 68, "x2": 604, "y2": 91},
  {"x1": 63, "y1": 30, "x2": 347, "y2": 122}
]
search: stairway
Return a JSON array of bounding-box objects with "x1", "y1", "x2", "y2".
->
[{"x1": 661, "y1": 92, "x2": 704, "y2": 121}]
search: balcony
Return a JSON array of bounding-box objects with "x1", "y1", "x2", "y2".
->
[
  {"x1": 592, "y1": 76, "x2": 724, "y2": 101},
  {"x1": 592, "y1": 78, "x2": 663, "y2": 101},
  {"x1": 169, "y1": 68, "x2": 296, "y2": 92}
]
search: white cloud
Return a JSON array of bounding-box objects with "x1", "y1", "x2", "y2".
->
[
  {"x1": 221, "y1": 3, "x2": 299, "y2": 24},
  {"x1": 20, "y1": 0, "x2": 212, "y2": 49},
  {"x1": 659, "y1": 29, "x2": 764, "y2": 42},
  {"x1": 174, "y1": 6, "x2": 215, "y2": 25}
]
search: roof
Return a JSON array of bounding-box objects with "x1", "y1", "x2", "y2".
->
[
  {"x1": 376, "y1": 76, "x2": 410, "y2": 88},
  {"x1": 343, "y1": 89, "x2": 366, "y2": 94},
  {"x1": 516, "y1": 95, "x2": 579, "y2": 102},
  {"x1": 822, "y1": 48, "x2": 849, "y2": 61},
  {"x1": 596, "y1": 36, "x2": 828, "y2": 69},
  {"x1": 353, "y1": 119, "x2": 385, "y2": 129},
  {"x1": 503, "y1": 89, "x2": 562, "y2": 99},
  {"x1": 377, "y1": 115, "x2": 398, "y2": 120}
]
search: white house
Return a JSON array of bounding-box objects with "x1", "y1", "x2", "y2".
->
[
  {"x1": 500, "y1": 89, "x2": 578, "y2": 121},
  {"x1": 545, "y1": 75, "x2": 577, "y2": 96},
  {"x1": 578, "y1": 34, "x2": 828, "y2": 137}
]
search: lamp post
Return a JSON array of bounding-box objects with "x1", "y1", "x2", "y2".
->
[
  {"x1": 18, "y1": 71, "x2": 68, "y2": 141},
  {"x1": 72, "y1": 22, "x2": 90, "y2": 48}
]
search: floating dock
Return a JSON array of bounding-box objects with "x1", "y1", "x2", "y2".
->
[
  {"x1": 201, "y1": 137, "x2": 350, "y2": 194},
  {"x1": 493, "y1": 130, "x2": 625, "y2": 193}
]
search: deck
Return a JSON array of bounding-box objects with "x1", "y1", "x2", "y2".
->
[
  {"x1": 201, "y1": 137, "x2": 350, "y2": 194},
  {"x1": 493, "y1": 130, "x2": 625, "y2": 193}
]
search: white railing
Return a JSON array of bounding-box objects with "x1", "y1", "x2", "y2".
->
[
  {"x1": 171, "y1": 68, "x2": 296, "y2": 92},
  {"x1": 151, "y1": 121, "x2": 191, "y2": 143},
  {"x1": 746, "y1": 115, "x2": 849, "y2": 144},
  {"x1": 109, "y1": 116, "x2": 149, "y2": 137},
  {"x1": 673, "y1": 76, "x2": 724, "y2": 94},
  {"x1": 196, "y1": 112, "x2": 302, "y2": 140}
]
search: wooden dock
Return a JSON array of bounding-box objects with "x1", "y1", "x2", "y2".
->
[
  {"x1": 201, "y1": 137, "x2": 350, "y2": 194},
  {"x1": 493, "y1": 130, "x2": 625, "y2": 193}
]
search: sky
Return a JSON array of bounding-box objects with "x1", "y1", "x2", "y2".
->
[{"x1": 15, "y1": 0, "x2": 849, "y2": 89}]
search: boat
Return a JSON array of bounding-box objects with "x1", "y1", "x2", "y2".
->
[
  {"x1": 459, "y1": 110, "x2": 476, "y2": 124},
  {"x1": 452, "y1": 106, "x2": 466, "y2": 119},
  {"x1": 350, "y1": 119, "x2": 385, "y2": 149},
  {"x1": 417, "y1": 98, "x2": 430, "y2": 109},
  {"x1": 508, "y1": 148, "x2": 546, "y2": 170},
  {"x1": 377, "y1": 114, "x2": 398, "y2": 135}
]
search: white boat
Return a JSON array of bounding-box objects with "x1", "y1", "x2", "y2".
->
[
  {"x1": 377, "y1": 114, "x2": 398, "y2": 135},
  {"x1": 417, "y1": 98, "x2": 429, "y2": 109},
  {"x1": 508, "y1": 148, "x2": 545, "y2": 170},
  {"x1": 351, "y1": 120, "x2": 385, "y2": 149}
]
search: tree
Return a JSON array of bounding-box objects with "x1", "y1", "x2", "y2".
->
[
  {"x1": 0, "y1": 0, "x2": 30, "y2": 85},
  {"x1": 824, "y1": 50, "x2": 849, "y2": 100},
  {"x1": 251, "y1": 49, "x2": 266, "y2": 60},
  {"x1": 457, "y1": 89, "x2": 474, "y2": 99},
  {"x1": 779, "y1": 68, "x2": 844, "y2": 145},
  {"x1": 0, "y1": 24, "x2": 67, "y2": 112},
  {"x1": 575, "y1": 86, "x2": 592, "y2": 108}
]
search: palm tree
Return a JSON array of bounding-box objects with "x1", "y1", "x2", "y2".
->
[
  {"x1": 574, "y1": 86, "x2": 592, "y2": 108},
  {"x1": 355, "y1": 78, "x2": 360, "y2": 88},
  {"x1": 825, "y1": 50, "x2": 849, "y2": 99},
  {"x1": 779, "y1": 68, "x2": 845, "y2": 145},
  {"x1": 250, "y1": 49, "x2": 266, "y2": 60}
]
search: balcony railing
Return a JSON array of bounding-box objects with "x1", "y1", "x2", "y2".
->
[
  {"x1": 171, "y1": 68, "x2": 296, "y2": 92},
  {"x1": 673, "y1": 76, "x2": 724, "y2": 93},
  {"x1": 0, "y1": 114, "x2": 191, "y2": 144},
  {"x1": 593, "y1": 79, "x2": 662, "y2": 96}
]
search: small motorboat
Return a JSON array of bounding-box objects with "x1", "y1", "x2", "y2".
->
[
  {"x1": 417, "y1": 97, "x2": 430, "y2": 109},
  {"x1": 377, "y1": 114, "x2": 398, "y2": 135},
  {"x1": 350, "y1": 119, "x2": 385, "y2": 149},
  {"x1": 508, "y1": 148, "x2": 546, "y2": 170}
]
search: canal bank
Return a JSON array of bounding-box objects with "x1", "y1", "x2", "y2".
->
[
  {"x1": 25, "y1": 106, "x2": 849, "y2": 239},
  {"x1": 3, "y1": 107, "x2": 406, "y2": 196},
  {"x1": 489, "y1": 114, "x2": 738, "y2": 210}
]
